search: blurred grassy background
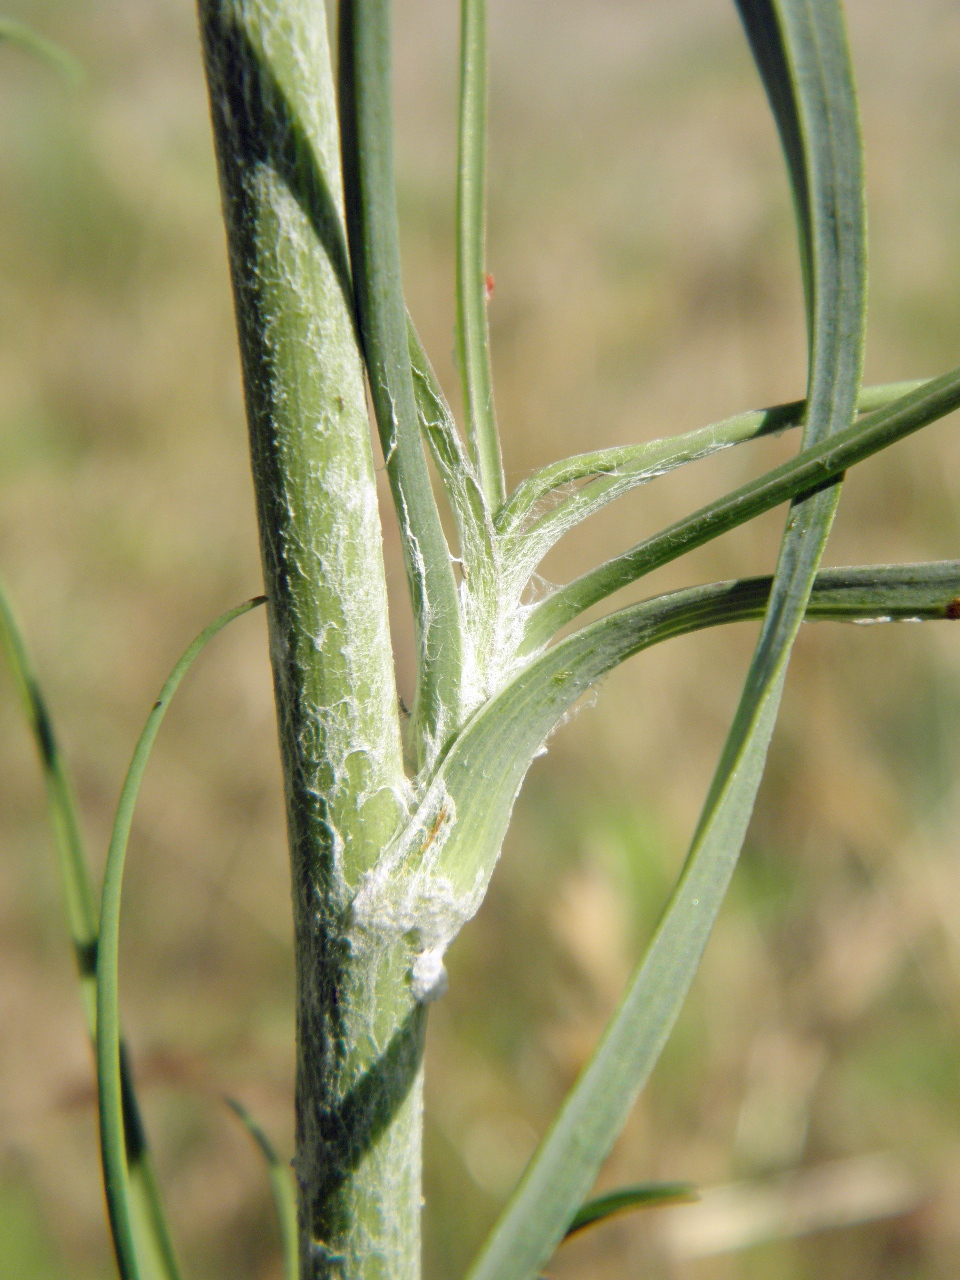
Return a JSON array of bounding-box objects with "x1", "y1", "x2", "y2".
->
[{"x1": 2, "y1": 1, "x2": 960, "y2": 1277}]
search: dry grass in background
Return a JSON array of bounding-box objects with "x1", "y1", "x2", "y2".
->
[{"x1": 2, "y1": 1, "x2": 960, "y2": 1277}]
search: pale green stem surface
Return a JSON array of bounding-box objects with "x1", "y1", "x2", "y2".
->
[{"x1": 197, "y1": 4, "x2": 424, "y2": 1277}]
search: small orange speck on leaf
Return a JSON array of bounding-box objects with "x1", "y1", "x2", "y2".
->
[
  {"x1": 421, "y1": 804, "x2": 450, "y2": 852},
  {"x1": 484, "y1": 273, "x2": 495, "y2": 301}
]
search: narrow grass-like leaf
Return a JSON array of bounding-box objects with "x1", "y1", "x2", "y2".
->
[
  {"x1": 468, "y1": 6, "x2": 867, "y2": 1275},
  {"x1": 96, "y1": 597, "x2": 265, "y2": 1280},
  {"x1": 456, "y1": 0, "x2": 504, "y2": 509},
  {"x1": 0, "y1": 579, "x2": 98, "y2": 1022},
  {"x1": 734, "y1": 1, "x2": 811, "y2": 312},
  {"x1": 338, "y1": 0, "x2": 464, "y2": 765},
  {"x1": 0, "y1": 580, "x2": 182, "y2": 1280},
  {"x1": 680, "y1": 0, "x2": 867, "y2": 831},
  {"x1": 0, "y1": 16, "x2": 82, "y2": 83},
  {"x1": 565, "y1": 1183, "x2": 697, "y2": 1238},
  {"x1": 522, "y1": 367, "x2": 960, "y2": 650},
  {"x1": 500, "y1": 381, "x2": 924, "y2": 587},
  {"x1": 502, "y1": 380, "x2": 921, "y2": 532},
  {"x1": 357, "y1": 560, "x2": 959, "y2": 974},
  {"x1": 226, "y1": 1097, "x2": 298, "y2": 1280},
  {"x1": 449, "y1": 568, "x2": 957, "y2": 1280}
]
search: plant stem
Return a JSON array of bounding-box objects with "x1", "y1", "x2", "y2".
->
[
  {"x1": 339, "y1": 0, "x2": 465, "y2": 767},
  {"x1": 196, "y1": 4, "x2": 423, "y2": 1277},
  {"x1": 456, "y1": 0, "x2": 505, "y2": 510}
]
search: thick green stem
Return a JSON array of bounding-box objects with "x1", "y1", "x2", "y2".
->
[{"x1": 197, "y1": 4, "x2": 423, "y2": 1277}]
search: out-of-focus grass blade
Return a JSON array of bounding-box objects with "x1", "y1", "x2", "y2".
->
[
  {"x1": 0, "y1": 579, "x2": 183, "y2": 1280},
  {"x1": 565, "y1": 1183, "x2": 697, "y2": 1239},
  {"x1": 466, "y1": 2, "x2": 866, "y2": 1276},
  {"x1": 226, "y1": 1098, "x2": 298, "y2": 1280},
  {"x1": 96, "y1": 596, "x2": 265, "y2": 1280},
  {"x1": 0, "y1": 16, "x2": 82, "y2": 83},
  {"x1": 0, "y1": 579, "x2": 98, "y2": 1023}
]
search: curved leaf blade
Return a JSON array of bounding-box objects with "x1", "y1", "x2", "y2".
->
[
  {"x1": 523, "y1": 0, "x2": 868, "y2": 658},
  {"x1": 0, "y1": 580, "x2": 183, "y2": 1280},
  {"x1": 469, "y1": 5, "x2": 866, "y2": 1270},
  {"x1": 683, "y1": 0, "x2": 865, "y2": 838},
  {"x1": 451, "y1": 549, "x2": 957, "y2": 1280},
  {"x1": 0, "y1": 16, "x2": 82, "y2": 83},
  {"x1": 96, "y1": 597, "x2": 265, "y2": 1280},
  {"x1": 521, "y1": 365, "x2": 960, "y2": 651},
  {"x1": 226, "y1": 1097, "x2": 299, "y2": 1280},
  {"x1": 0, "y1": 580, "x2": 97, "y2": 1018},
  {"x1": 565, "y1": 1183, "x2": 697, "y2": 1239},
  {"x1": 500, "y1": 382, "x2": 923, "y2": 587},
  {"x1": 501, "y1": 380, "x2": 921, "y2": 532},
  {"x1": 339, "y1": 0, "x2": 464, "y2": 764},
  {"x1": 353, "y1": 561, "x2": 959, "y2": 974}
]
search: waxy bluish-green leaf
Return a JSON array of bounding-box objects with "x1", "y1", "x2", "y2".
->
[
  {"x1": 339, "y1": 0, "x2": 464, "y2": 765},
  {"x1": 676, "y1": 0, "x2": 868, "y2": 856},
  {"x1": 522, "y1": 368, "x2": 960, "y2": 651},
  {"x1": 565, "y1": 1183, "x2": 697, "y2": 1238},
  {"x1": 424, "y1": 561, "x2": 956, "y2": 1280},
  {"x1": 356, "y1": 561, "x2": 959, "y2": 981},
  {"x1": 456, "y1": 0, "x2": 504, "y2": 510},
  {"x1": 96, "y1": 598, "x2": 264, "y2": 1280},
  {"x1": 672, "y1": 0, "x2": 863, "y2": 857},
  {"x1": 501, "y1": 380, "x2": 921, "y2": 532},
  {"x1": 468, "y1": 4, "x2": 867, "y2": 1275},
  {"x1": 0, "y1": 580, "x2": 182, "y2": 1280},
  {"x1": 500, "y1": 381, "x2": 924, "y2": 591},
  {"x1": 226, "y1": 1098, "x2": 299, "y2": 1280}
]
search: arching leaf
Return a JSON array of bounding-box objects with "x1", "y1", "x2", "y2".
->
[{"x1": 96, "y1": 597, "x2": 265, "y2": 1280}]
